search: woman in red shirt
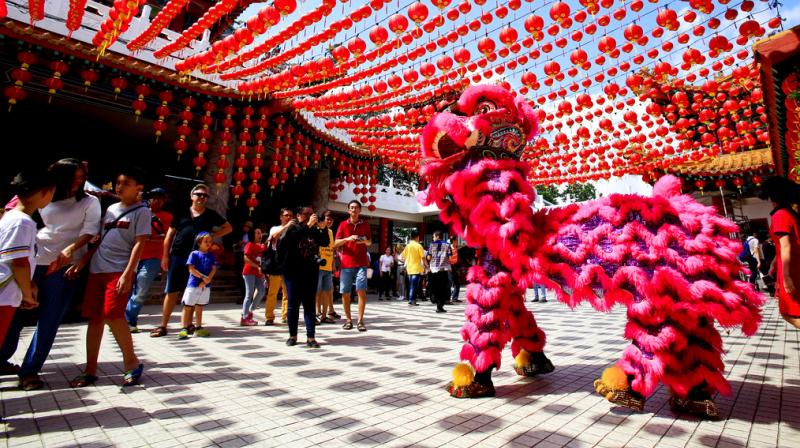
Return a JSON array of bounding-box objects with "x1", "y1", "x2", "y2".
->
[
  {"x1": 761, "y1": 177, "x2": 800, "y2": 329},
  {"x1": 241, "y1": 227, "x2": 266, "y2": 326}
]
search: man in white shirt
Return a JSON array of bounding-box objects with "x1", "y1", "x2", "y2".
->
[{"x1": 263, "y1": 208, "x2": 294, "y2": 324}]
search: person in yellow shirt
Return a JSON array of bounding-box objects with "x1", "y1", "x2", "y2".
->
[
  {"x1": 316, "y1": 211, "x2": 339, "y2": 323},
  {"x1": 400, "y1": 229, "x2": 427, "y2": 306}
]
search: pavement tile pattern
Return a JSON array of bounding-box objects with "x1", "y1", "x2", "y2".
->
[{"x1": 1, "y1": 293, "x2": 798, "y2": 447}]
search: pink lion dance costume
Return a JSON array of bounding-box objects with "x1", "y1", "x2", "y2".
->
[{"x1": 418, "y1": 85, "x2": 764, "y2": 419}]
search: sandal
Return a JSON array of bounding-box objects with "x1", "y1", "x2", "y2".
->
[
  {"x1": 69, "y1": 372, "x2": 98, "y2": 388},
  {"x1": 18, "y1": 375, "x2": 44, "y2": 391},
  {"x1": 356, "y1": 321, "x2": 367, "y2": 332},
  {"x1": 328, "y1": 312, "x2": 341, "y2": 319},
  {"x1": 122, "y1": 364, "x2": 144, "y2": 387},
  {"x1": 149, "y1": 326, "x2": 167, "y2": 338},
  {"x1": 0, "y1": 361, "x2": 20, "y2": 376},
  {"x1": 320, "y1": 317, "x2": 335, "y2": 324},
  {"x1": 342, "y1": 320, "x2": 353, "y2": 330}
]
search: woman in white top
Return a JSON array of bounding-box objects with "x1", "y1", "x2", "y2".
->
[
  {"x1": 0, "y1": 158, "x2": 101, "y2": 390},
  {"x1": 378, "y1": 247, "x2": 394, "y2": 300}
]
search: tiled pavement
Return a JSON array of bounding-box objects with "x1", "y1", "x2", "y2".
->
[{"x1": 1, "y1": 293, "x2": 798, "y2": 448}]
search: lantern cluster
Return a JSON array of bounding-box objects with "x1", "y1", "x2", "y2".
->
[
  {"x1": 92, "y1": 0, "x2": 147, "y2": 54},
  {"x1": 127, "y1": 0, "x2": 190, "y2": 52}
]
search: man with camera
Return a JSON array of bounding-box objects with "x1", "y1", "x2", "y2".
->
[
  {"x1": 125, "y1": 188, "x2": 172, "y2": 333},
  {"x1": 335, "y1": 200, "x2": 372, "y2": 332},
  {"x1": 276, "y1": 206, "x2": 329, "y2": 348}
]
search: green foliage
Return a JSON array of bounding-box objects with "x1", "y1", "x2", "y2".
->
[
  {"x1": 563, "y1": 182, "x2": 597, "y2": 202},
  {"x1": 535, "y1": 185, "x2": 560, "y2": 204},
  {"x1": 378, "y1": 165, "x2": 419, "y2": 193},
  {"x1": 536, "y1": 182, "x2": 597, "y2": 204}
]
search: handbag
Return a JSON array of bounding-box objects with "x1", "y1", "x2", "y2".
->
[{"x1": 260, "y1": 244, "x2": 281, "y2": 275}]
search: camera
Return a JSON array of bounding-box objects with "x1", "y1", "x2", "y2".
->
[{"x1": 313, "y1": 255, "x2": 327, "y2": 267}]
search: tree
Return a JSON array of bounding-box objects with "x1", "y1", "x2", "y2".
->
[
  {"x1": 563, "y1": 182, "x2": 597, "y2": 202},
  {"x1": 535, "y1": 184, "x2": 560, "y2": 204},
  {"x1": 535, "y1": 182, "x2": 597, "y2": 204},
  {"x1": 378, "y1": 165, "x2": 419, "y2": 193}
]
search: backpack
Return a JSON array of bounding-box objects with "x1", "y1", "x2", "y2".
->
[{"x1": 738, "y1": 237, "x2": 754, "y2": 262}]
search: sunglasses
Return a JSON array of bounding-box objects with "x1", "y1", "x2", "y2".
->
[{"x1": 193, "y1": 192, "x2": 209, "y2": 198}]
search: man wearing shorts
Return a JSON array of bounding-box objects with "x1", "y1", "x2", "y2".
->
[
  {"x1": 69, "y1": 168, "x2": 151, "y2": 387},
  {"x1": 316, "y1": 211, "x2": 338, "y2": 323},
  {"x1": 335, "y1": 200, "x2": 371, "y2": 331},
  {"x1": 151, "y1": 184, "x2": 231, "y2": 337}
]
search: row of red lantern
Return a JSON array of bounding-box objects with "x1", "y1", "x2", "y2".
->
[
  {"x1": 214, "y1": 0, "x2": 399, "y2": 82},
  {"x1": 221, "y1": 0, "x2": 460, "y2": 82},
  {"x1": 2, "y1": 50, "x2": 132, "y2": 109},
  {"x1": 692, "y1": 173, "x2": 769, "y2": 194},
  {"x1": 153, "y1": 0, "x2": 242, "y2": 59},
  {"x1": 92, "y1": 0, "x2": 147, "y2": 54},
  {"x1": 347, "y1": 128, "x2": 422, "y2": 138},
  {"x1": 208, "y1": 0, "x2": 398, "y2": 77},
  {"x1": 247, "y1": 0, "x2": 670, "y2": 97},
  {"x1": 295, "y1": 0, "x2": 772, "y2": 122},
  {"x1": 126, "y1": 0, "x2": 190, "y2": 52},
  {"x1": 284, "y1": 17, "x2": 705, "y2": 115},
  {"x1": 311, "y1": 81, "x2": 459, "y2": 118},
  {"x1": 4, "y1": 51, "x2": 37, "y2": 111},
  {"x1": 241, "y1": 0, "x2": 480, "y2": 92},
  {"x1": 179, "y1": 0, "x2": 333, "y2": 75}
]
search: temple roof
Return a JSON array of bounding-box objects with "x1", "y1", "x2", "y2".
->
[{"x1": 669, "y1": 147, "x2": 773, "y2": 177}]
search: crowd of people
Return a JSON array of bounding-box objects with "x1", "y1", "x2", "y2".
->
[{"x1": 2, "y1": 159, "x2": 798, "y2": 391}]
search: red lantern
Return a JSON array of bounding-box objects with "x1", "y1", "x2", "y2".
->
[
  {"x1": 408, "y1": 2, "x2": 429, "y2": 25},
  {"x1": 347, "y1": 37, "x2": 367, "y2": 56},
  {"x1": 274, "y1": 0, "x2": 297, "y2": 15},
  {"x1": 368, "y1": 26, "x2": 389, "y2": 46},
  {"x1": 132, "y1": 84, "x2": 149, "y2": 120},
  {"x1": 388, "y1": 14, "x2": 409, "y2": 35},
  {"x1": 549, "y1": 2, "x2": 570, "y2": 25},
  {"x1": 80, "y1": 67, "x2": 99, "y2": 91},
  {"x1": 454, "y1": 48, "x2": 470, "y2": 65},
  {"x1": 477, "y1": 37, "x2": 496, "y2": 56},
  {"x1": 499, "y1": 27, "x2": 518, "y2": 47},
  {"x1": 110, "y1": 76, "x2": 128, "y2": 99}
]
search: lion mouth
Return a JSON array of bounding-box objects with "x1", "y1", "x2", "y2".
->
[{"x1": 433, "y1": 132, "x2": 464, "y2": 160}]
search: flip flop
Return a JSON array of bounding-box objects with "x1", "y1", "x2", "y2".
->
[
  {"x1": 18, "y1": 375, "x2": 44, "y2": 391},
  {"x1": 122, "y1": 364, "x2": 144, "y2": 387},
  {"x1": 69, "y1": 372, "x2": 98, "y2": 388}
]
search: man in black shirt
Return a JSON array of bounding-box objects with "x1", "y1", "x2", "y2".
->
[{"x1": 150, "y1": 184, "x2": 231, "y2": 337}]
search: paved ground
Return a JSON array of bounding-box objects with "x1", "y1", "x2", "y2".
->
[{"x1": 1, "y1": 293, "x2": 798, "y2": 448}]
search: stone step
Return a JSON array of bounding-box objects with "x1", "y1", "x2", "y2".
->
[{"x1": 142, "y1": 265, "x2": 244, "y2": 305}]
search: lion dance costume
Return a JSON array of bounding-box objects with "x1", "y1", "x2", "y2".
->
[{"x1": 417, "y1": 85, "x2": 764, "y2": 419}]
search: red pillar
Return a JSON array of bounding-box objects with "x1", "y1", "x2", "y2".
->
[{"x1": 379, "y1": 218, "x2": 389, "y2": 254}]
